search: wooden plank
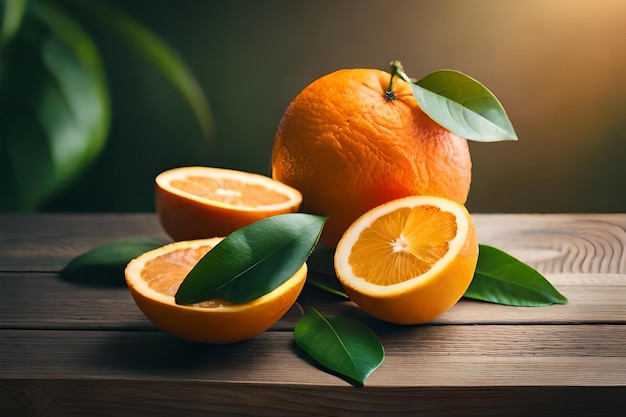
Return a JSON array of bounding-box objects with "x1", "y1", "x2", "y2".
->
[
  {"x1": 1, "y1": 380, "x2": 624, "y2": 417},
  {"x1": 306, "y1": 273, "x2": 626, "y2": 326},
  {"x1": 1, "y1": 271, "x2": 624, "y2": 330},
  {"x1": 0, "y1": 270, "x2": 303, "y2": 331},
  {"x1": 0, "y1": 271, "x2": 152, "y2": 330},
  {"x1": 0, "y1": 214, "x2": 169, "y2": 272},
  {"x1": 473, "y1": 214, "x2": 626, "y2": 274},
  {"x1": 2, "y1": 326, "x2": 625, "y2": 385},
  {"x1": 1, "y1": 326, "x2": 625, "y2": 416},
  {"x1": 1, "y1": 214, "x2": 625, "y2": 415},
  {"x1": 4, "y1": 213, "x2": 626, "y2": 274}
]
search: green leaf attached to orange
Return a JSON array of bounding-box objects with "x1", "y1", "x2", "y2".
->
[{"x1": 391, "y1": 60, "x2": 518, "y2": 142}]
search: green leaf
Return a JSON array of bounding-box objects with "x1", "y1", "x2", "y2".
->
[
  {"x1": 392, "y1": 60, "x2": 517, "y2": 142},
  {"x1": 81, "y1": 0, "x2": 214, "y2": 138},
  {"x1": 175, "y1": 213, "x2": 327, "y2": 305},
  {"x1": 464, "y1": 244, "x2": 568, "y2": 306},
  {"x1": 294, "y1": 307, "x2": 384, "y2": 386},
  {"x1": 61, "y1": 236, "x2": 167, "y2": 287},
  {"x1": 306, "y1": 245, "x2": 348, "y2": 298},
  {"x1": 1, "y1": 0, "x2": 27, "y2": 45},
  {"x1": 0, "y1": 2, "x2": 110, "y2": 211},
  {"x1": 411, "y1": 70, "x2": 517, "y2": 142},
  {"x1": 35, "y1": 2, "x2": 111, "y2": 161},
  {"x1": 307, "y1": 275, "x2": 349, "y2": 299}
]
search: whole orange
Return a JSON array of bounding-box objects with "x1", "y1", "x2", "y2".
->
[{"x1": 272, "y1": 68, "x2": 472, "y2": 247}]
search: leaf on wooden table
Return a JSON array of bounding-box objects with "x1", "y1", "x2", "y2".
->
[
  {"x1": 61, "y1": 236, "x2": 167, "y2": 287},
  {"x1": 175, "y1": 213, "x2": 326, "y2": 305},
  {"x1": 294, "y1": 307, "x2": 384, "y2": 386},
  {"x1": 464, "y1": 244, "x2": 568, "y2": 306}
]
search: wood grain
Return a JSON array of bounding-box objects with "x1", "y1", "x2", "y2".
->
[
  {"x1": 1, "y1": 326, "x2": 625, "y2": 384},
  {"x1": 0, "y1": 214, "x2": 169, "y2": 272},
  {"x1": 3, "y1": 213, "x2": 626, "y2": 274},
  {"x1": 473, "y1": 214, "x2": 626, "y2": 274},
  {"x1": 1, "y1": 327, "x2": 625, "y2": 416},
  {"x1": 1, "y1": 272, "x2": 624, "y2": 330},
  {"x1": 1, "y1": 213, "x2": 625, "y2": 416},
  {"x1": 1, "y1": 380, "x2": 622, "y2": 417}
]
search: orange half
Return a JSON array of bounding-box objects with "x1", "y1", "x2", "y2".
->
[
  {"x1": 125, "y1": 238, "x2": 307, "y2": 344},
  {"x1": 156, "y1": 166, "x2": 302, "y2": 241},
  {"x1": 334, "y1": 195, "x2": 478, "y2": 325}
]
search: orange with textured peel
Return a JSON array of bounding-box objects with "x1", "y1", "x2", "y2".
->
[
  {"x1": 125, "y1": 238, "x2": 307, "y2": 344},
  {"x1": 272, "y1": 68, "x2": 471, "y2": 247},
  {"x1": 156, "y1": 166, "x2": 302, "y2": 241},
  {"x1": 334, "y1": 195, "x2": 478, "y2": 325}
]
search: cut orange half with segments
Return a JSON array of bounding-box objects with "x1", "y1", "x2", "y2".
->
[
  {"x1": 156, "y1": 166, "x2": 302, "y2": 241},
  {"x1": 334, "y1": 195, "x2": 479, "y2": 325},
  {"x1": 125, "y1": 238, "x2": 307, "y2": 344}
]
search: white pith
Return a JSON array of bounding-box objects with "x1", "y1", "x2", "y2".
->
[{"x1": 391, "y1": 234, "x2": 410, "y2": 253}]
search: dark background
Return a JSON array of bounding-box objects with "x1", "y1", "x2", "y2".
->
[{"x1": 42, "y1": 0, "x2": 626, "y2": 214}]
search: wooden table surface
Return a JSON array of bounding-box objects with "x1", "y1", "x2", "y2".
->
[{"x1": 1, "y1": 213, "x2": 625, "y2": 416}]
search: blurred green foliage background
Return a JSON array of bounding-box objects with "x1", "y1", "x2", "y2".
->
[{"x1": 2, "y1": 0, "x2": 626, "y2": 213}]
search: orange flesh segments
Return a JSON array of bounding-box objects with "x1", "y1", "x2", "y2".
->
[
  {"x1": 155, "y1": 167, "x2": 303, "y2": 241},
  {"x1": 348, "y1": 205, "x2": 456, "y2": 285},
  {"x1": 141, "y1": 245, "x2": 231, "y2": 308},
  {"x1": 170, "y1": 176, "x2": 290, "y2": 207}
]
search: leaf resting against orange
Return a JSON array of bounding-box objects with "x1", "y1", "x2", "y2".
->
[
  {"x1": 334, "y1": 195, "x2": 479, "y2": 325},
  {"x1": 155, "y1": 166, "x2": 302, "y2": 241},
  {"x1": 125, "y1": 238, "x2": 307, "y2": 344}
]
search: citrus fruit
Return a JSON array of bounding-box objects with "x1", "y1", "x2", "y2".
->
[
  {"x1": 125, "y1": 238, "x2": 307, "y2": 344},
  {"x1": 334, "y1": 195, "x2": 478, "y2": 325},
  {"x1": 272, "y1": 67, "x2": 472, "y2": 247},
  {"x1": 155, "y1": 166, "x2": 302, "y2": 241}
]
